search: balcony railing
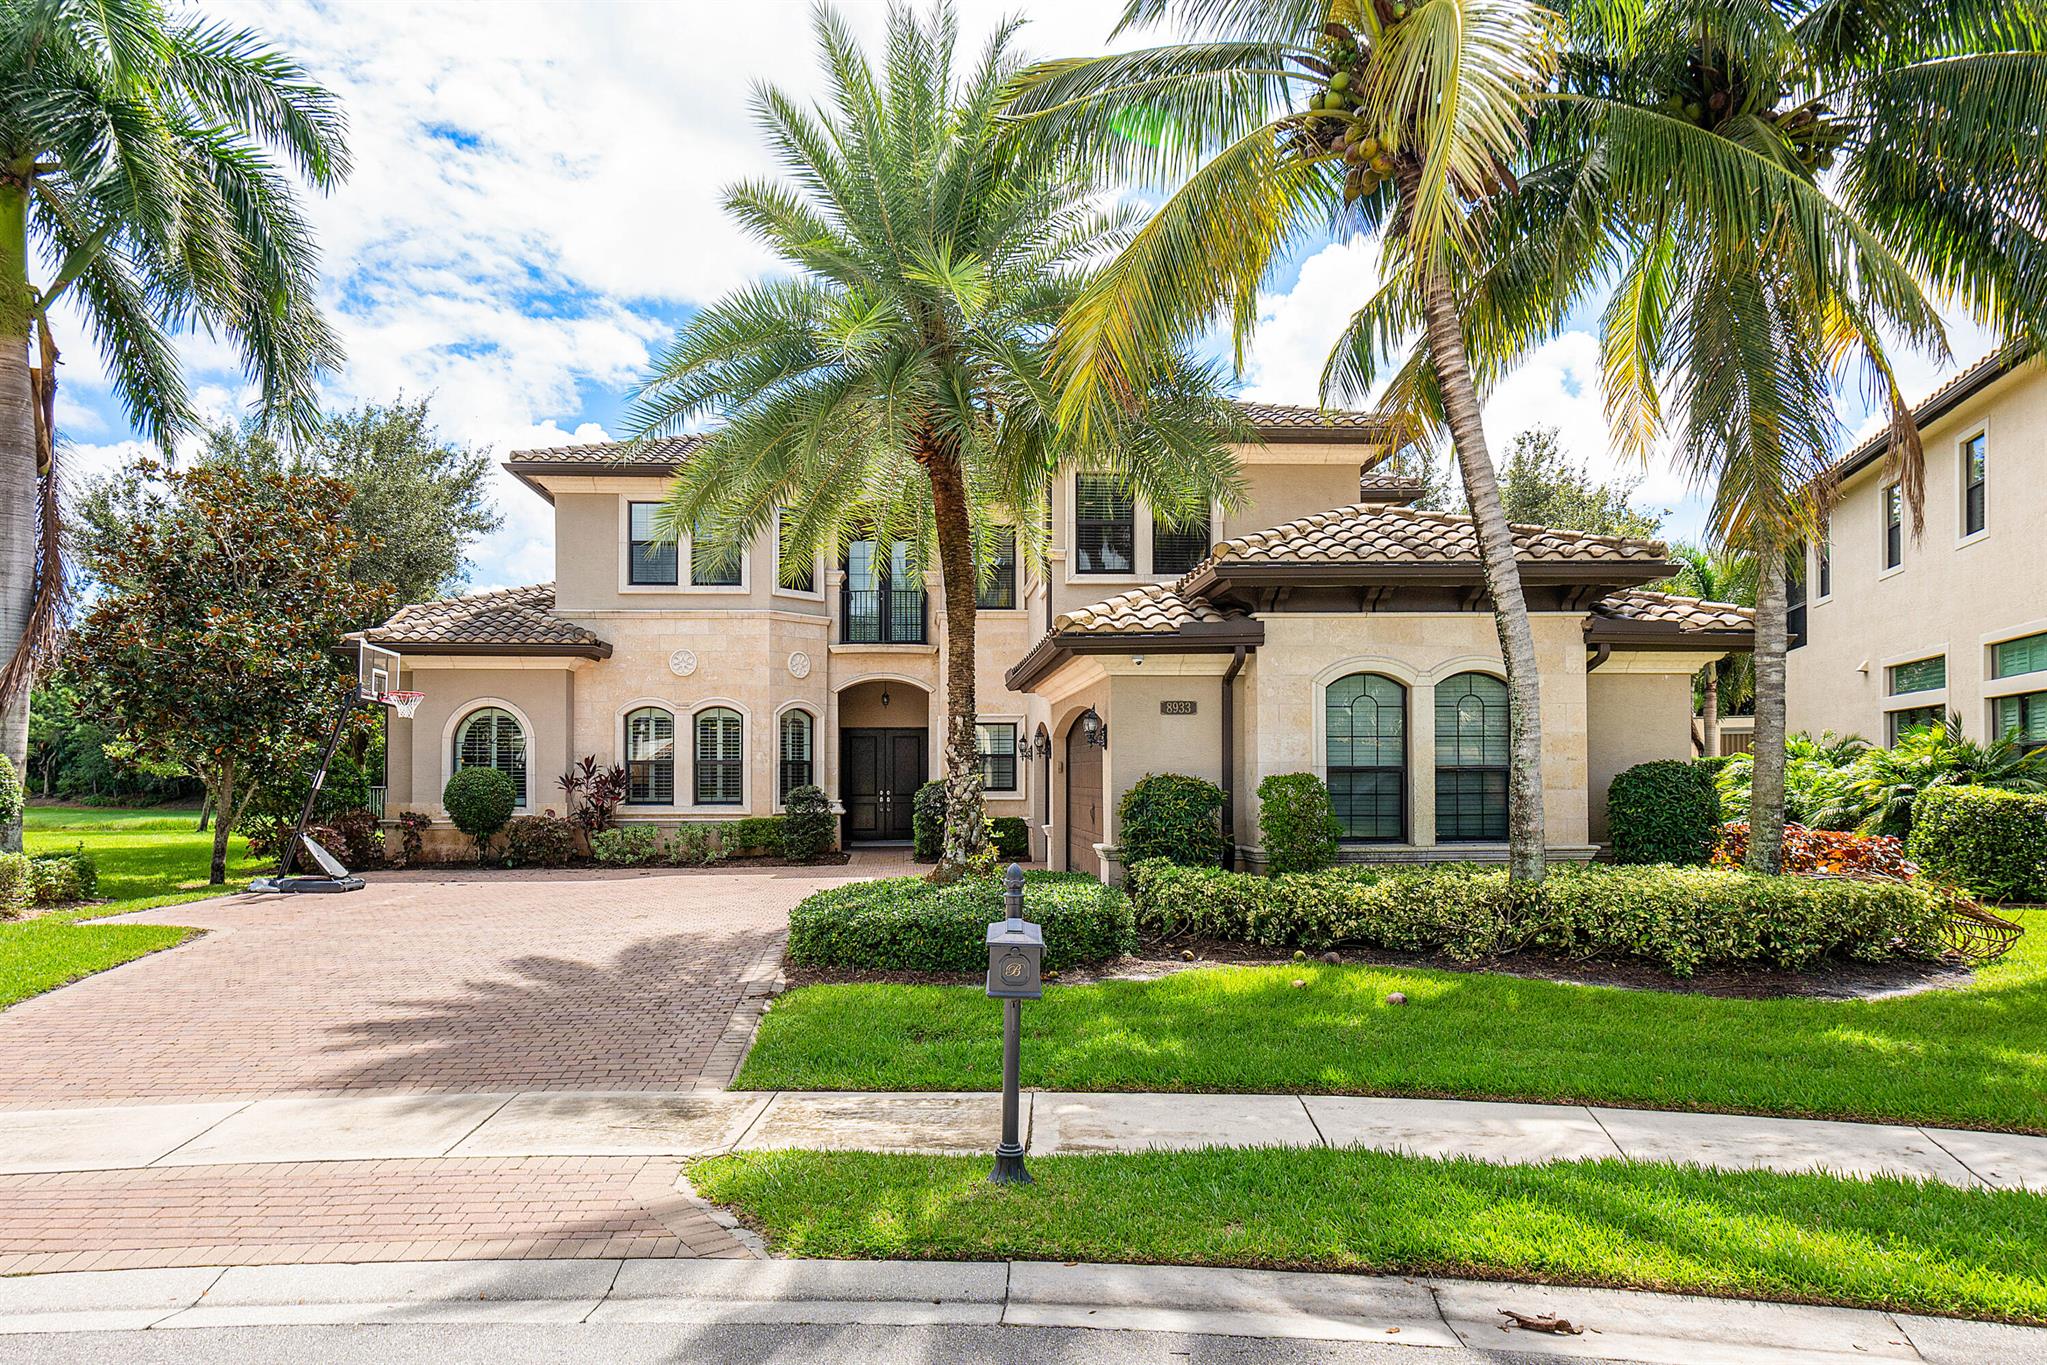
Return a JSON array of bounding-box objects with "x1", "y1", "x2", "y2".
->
[{"x1": 841, "y1": 585, "x2": 928, "y2": 644}]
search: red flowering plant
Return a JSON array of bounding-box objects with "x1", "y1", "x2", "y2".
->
[{"x1": 1715, "y1": 823, "x2": 1918, "y2": 880}]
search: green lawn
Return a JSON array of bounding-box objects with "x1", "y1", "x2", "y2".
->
[
  {"x1": 737, "y1": 907, "x2": 2047, "y2": 1133},
  {"x1": 23, "y1": 803, "x2": 262, "y2": 919},
  {"x1": 692, "y1": 1147, "x2": 2047, "y2": 1324},
  {"x1": 0, "y1": 916, "x2": 194, "y2": 1009}
]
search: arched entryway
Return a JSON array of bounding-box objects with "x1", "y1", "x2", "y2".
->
[
  {"x1": 837, "y1": 678, "x2": 930, "y2": 844},
  {"x1": 1065, "y1": 719, "x2": 1103, "y2": 876}
]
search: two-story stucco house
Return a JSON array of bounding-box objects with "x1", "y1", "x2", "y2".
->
[
  {"x1": 364, "y1": 402, "x2": 1753, "y2": 875},
  {"x1": 1788, "y1": 351, "x2": 2047, "y2": 747}
]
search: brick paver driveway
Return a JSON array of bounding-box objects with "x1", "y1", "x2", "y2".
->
[{"x1": 0, "y1": 861, "x2": 888, "y2": 1108}]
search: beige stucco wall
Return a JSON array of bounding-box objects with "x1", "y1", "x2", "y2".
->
[
  {"x1": 1788, "y1": 360, "x2": 2047, "y2": 742},
  {"x1": 390, "y1": 664, "x2": 577, "y2": 815},
  {"x1": 550, "y1": 488, "x2": 831, "y2": 617},
  {"x1": 1585, "y1": 666, "x2": 1698, "y2": 841}
]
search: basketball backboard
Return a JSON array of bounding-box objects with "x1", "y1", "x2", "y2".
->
[{"x1": 358, "y1": 641, "x2": 403, "y2": 703}]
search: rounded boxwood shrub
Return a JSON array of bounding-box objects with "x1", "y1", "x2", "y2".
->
[
  {"x1": 1117, "y1": 772, "x2": 1225, "y2": 868},
  {"x1": 1908, "y1": 786, "x2": 2047, "y2": 903},
  {"x1": 782, "y1": 785, "x2": 836, "y2": 861},
  {"x1": 912, "y1": 779, "x2": 946, "y2": 861},
  {"x1": 990, "y1": 815, "x2": 1031, "y2": 862},
  {"x1": 787, "y1": 871, "x2": 1135, "y2": 972},
  {"x1": 442, "y1": 767, "x2": 518, "y2": 854},
  {"x1": 1608, "y1": 759, "x2": 1722, "y2": 865},
  {"x1": 1257, "y1": 772, "x2": 1340, "y2": 875}
]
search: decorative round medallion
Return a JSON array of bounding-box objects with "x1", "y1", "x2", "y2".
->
[
  {"x1": 667, "y1": 648, "x2": 699, "y2": 678},
  {"x1": 787, "y1": 651, "x2": 812, "y2": 680}
]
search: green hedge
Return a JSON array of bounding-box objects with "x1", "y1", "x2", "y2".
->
[
  {"x1": 787, "y1": 872, "x2": 1136, "y2": 973},
  {"x1": 1608, "y1": 759, "x2": 1721, "y2": 865},
  {"x1": 0, "y1": 851, "x2": 28, "y2": 918},
  {"x1": 1126, "y1": 859, "x2": 1947, "y2": 977},
  {"x1": 990, "y1": 816, "x2": 1031, "y2": 862},
  {"x1": 782, "y1": 786, "x2": 836, "y2": 860},
  {"x1": 1257, "y1": 772, "x2": 1339, "y2": 874},
  {"x1": 912, "y1": 780, "x2": 946, "y2": 860},
  {"x1": 1908, "y1": 787, "x2": 2047, "y2": 903},
  {"x1": 1118, "y1": 773, "x2": 1225, "y2": 868},
  {"x1": 723, "y1": 815, "x2": 786, "y2": 856}
]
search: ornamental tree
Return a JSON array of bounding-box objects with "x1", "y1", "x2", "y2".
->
[{"x1": 68, "y1": 463, "x2": 391, "y2": 883}]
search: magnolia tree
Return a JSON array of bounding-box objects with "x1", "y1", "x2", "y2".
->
[{"x1": 69, "y1": 464, "x2": 391, "y2": 883}]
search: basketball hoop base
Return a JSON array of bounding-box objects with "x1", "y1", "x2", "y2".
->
[{"x1": 249, "y1": 874, "x2": 366, "y2": 895}]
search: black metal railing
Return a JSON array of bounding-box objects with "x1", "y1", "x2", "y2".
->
[{"x1": 841, "y1": 586, "x2": 928, "y2": 644}]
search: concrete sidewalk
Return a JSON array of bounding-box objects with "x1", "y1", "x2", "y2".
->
[
  {"x1": 3, "y1": 1090, "x2": 2041, "y2": 1190},
  {"x1": 0, "y1": 1256, "x2": 2038, "y2": 1363}
]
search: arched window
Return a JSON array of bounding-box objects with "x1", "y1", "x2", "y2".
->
[
  {"x1": 1435, "y1": 673, "x2": 1509, "y2": 841},
  {"x1": 625, "y1": 707, "x2": 675, "y2": 805},
  {"x1": 695, "y1": 707, "x2": 744, "y2": 806},
  {"x1": 778, "y1": 711, "x2": 814, "y2": 802},
  {"x1": 454, "y1": 707, "x2": 527, "y2": 806},
  {"x1": 1325, "y1": 673, "x2": 1406, "y2": 842}
]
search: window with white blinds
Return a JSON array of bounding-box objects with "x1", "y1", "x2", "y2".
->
[
  {"x1": 454, "y1": 708, "x2": 527, "y2": 805},
  {"x1": 778, "y1": 711, "x2": 814, "y2": 802},
  {"x1": 695, "y1": 708, "x2": 744, "y2": 806},
  {"x1": 625, "y1": 707, "x2": 675, "y2": 804}
]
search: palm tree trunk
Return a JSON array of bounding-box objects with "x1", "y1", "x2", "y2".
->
[
  {"x1": 1745, "y1": 545, "x2": 1789, "y2": 872},
  {"x1": 0, "y1": 181, "x2": 36, "y2": 856},
  {"x1": 209, "y1": 756, "x2": 236, "y2": 885},
  {"x1": 918, "y1": 429, "x2": 987, "y2": 884},
  {"x1": 1701, "y1": 669, "x2": 1720, "y2": 758},
  {"x1": 1419, "y1": 265, "x2": 1547, "y2": 884}
]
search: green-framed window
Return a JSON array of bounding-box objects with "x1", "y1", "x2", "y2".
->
[
  {"x1": 1435, "y1": 673, "x2": 1509, "y2": 842},
  {"x1": 1996, "y1": 692, "x2": 2047, "y2": 744},
  {"x1": 1889, "y1": 706, "x2": 1946, "y2": 744},
  {"x1": 1995, "y1": 632, "x2": 2047, "y2": 680},
  {"x1": 1888, "y1": 656, "x2": 1946, "y2": 696},
  {"x1": 1326, "y1": 673, "x2": 1406, "y2": 842}
]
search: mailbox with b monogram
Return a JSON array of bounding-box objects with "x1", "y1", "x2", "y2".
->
[{"x1": 986, "y1": 916, "x2": 1044, "y2": 999}]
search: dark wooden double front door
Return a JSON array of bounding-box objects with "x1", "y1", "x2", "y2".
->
[{"x1": 841, "y1": 728, "x2": 927, "y2": 842}]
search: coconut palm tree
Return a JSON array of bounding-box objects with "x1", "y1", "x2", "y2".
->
[
  {"x1": 1662, "y1": 542, "x2": 1755, "y2": 757},
  {"x1": 626, "y1": 2, "x2": 1240, "y2": 880},
  {"x1": 1443, "y1": 0, "x2": 2046, "y2": 870},
  {"x1": 1004, "y1": 0, "x2": 1567, "y2": 883},
  {"x1": 0, "y1": 0, "x2": 348, "y2": 851}
]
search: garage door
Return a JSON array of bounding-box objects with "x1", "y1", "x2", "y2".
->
[{"x1": 1065, "y1": 723, "x2": 1103, "y2": 877}]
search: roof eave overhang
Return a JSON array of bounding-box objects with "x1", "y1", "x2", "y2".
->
[
  {"x1": 1582, "y1": 619, "x2": 1754, "y2": 652},
  {"x1": 501, "y1": 459, "x2": 680, "y2": 505},
  {"x1": 1248, "y1": 425, "x2": 1398, "y2": 445},
  {"x1": 368, "y1": 640, "x2": 615, "y2": 661},
  {"x1": 1181, "y1": 558, "x2": 1681, "y2": 596},
  {"x1": 1005, "y1": 621, "x2": 1264, "y2": 692},
  {"x1": 1832, "y1": 348, "x2": 2032, "y2": 485}
]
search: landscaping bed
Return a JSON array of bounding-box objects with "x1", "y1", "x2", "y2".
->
[{"x1": 692, "y1": 1146, "x2": 2047, "y2": 1325}]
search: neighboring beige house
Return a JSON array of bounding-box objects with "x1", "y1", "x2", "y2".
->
[
  {"x1": 365, "y1": 403, "x2": 1753, "y2": 872},
  {"x1": 1788, "y1": 351, "x2": 2047, "y2": 747}
]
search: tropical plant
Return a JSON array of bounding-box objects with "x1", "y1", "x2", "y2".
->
[
  {"x1": 1005, "y1": 0, "x2": 1566, "y2": 883},
  {"x1": 624, "y1": 2, "x2": 1239, "y2": 881},
  {"x1": 1835, "y1": 719, "x2": 2047, "y2": 840},
  {"x1": 1463, "y1": 2, "x2": 2047, "y2": 874},
  {"x1": 1713, "y1": 731, "x2": 1867, "y2": 828},
  {"x1": 0, "y1": 0, "x2": 349, "y2": 854},
  {"x1": 1661, "y1": 542, "x2": 1756, "y2": 757}
]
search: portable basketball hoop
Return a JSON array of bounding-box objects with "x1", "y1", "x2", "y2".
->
[{"x1": 381, "y1": 689, "x2": 425, "y2": 719}]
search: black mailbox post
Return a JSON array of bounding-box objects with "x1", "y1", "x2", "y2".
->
[{"x1": 986, "y1": 863, "x2": 1042, "y2": 1184}]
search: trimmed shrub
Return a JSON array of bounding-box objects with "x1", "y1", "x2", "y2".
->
[
  {"x1": 990, "y1": 816, "x2": 1032, "y2": 862},
  {"x1": 1257, "y1": 772, "x2": 1340, "y2": 875},
  {"x1": 1125, "y1": 858, "x2": 1947, "y2": 978},
  {"x1": 723, "y1": 815, "x2": 786, "y2": 857},
  {"x1": 666, "y1": 825, "x2": 724, "y2": 867},
  {"x1": 787, "y1": 872, "x2": 1135, "y2": 973},
  {"x1": 29, "y1": 845, "x2": 98, "y2": 904},
  {"x1": 912, "y1": 780, "x2": 946, "y2": 861},
  {"x1": 782, "y1": 785, "x2": 836, "y2": 861},
  {"x1": 1608, "y1": 759, "x2": 1721, "y2": 865},
  {"x1": 591, "y1": 824, "x2": 660, "y2": 866},
  {"x1": 1715, "y1": 823, "x2": 1916, "y2": 879},
  {"x1": 442, "y1": 767, "x2": 517, "y2": 854},
  {"x1": 1908, "y1": 787, "x2": 2047, "y2": 903},
  {"x1": 501, "y1": 813, "x2": 580, "y2": 868},
  {"x1": 306, "y1": 808, "x2": 385, "y2": 870},
  {"x1": 0, "y1": 753, "x2": 21, "y2": 828},
  {"x1": 1118, "y1": 773, "x2": 1225, "y2": 869},
  {"x1": 0, "y1": 852, "x2": 29, "y2": 918}
]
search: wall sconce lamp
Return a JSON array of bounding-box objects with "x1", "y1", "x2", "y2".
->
[
  {"x1": 1030, "y1": 729, "x2": 1052, "y2": 760},
  {"x1": 880, "y1": 687, "x2": 892, "y2": 708},
  {"x1": 1078, "y1": 707, "x2": 1108, "y2": 750}
]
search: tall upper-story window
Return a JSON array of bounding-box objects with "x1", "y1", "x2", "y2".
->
[
  {"x1": 627, "y1": 502, "x2": 678, "y2": 585},
  {"x1": 776, "y1": 510, "x2": 815, "y2": 594},
  {"x1": 1816, "y1": 519, "x2": 1832, "y2": 598},
  {"x1": 1962, "y1": 432, "x2": 1988, "y2": 537},
  {"x1": 1326, "y1": 673, "x2": 1406, "y2": 842},
  {"x1": 977, "y1": 528, "x2": 1017, "y2": 609},
  {"x1": 455, "y1": 707, "x2": 527, "y2": 806},
  {"x1": 1151, "y1": 507, "x2": 1212, "y2": 577},
  {"x1": 624, "y1": 707, "x2": 675, "y2": 805},
  {"x1": 1075, "y1": 474, "x2": 1134, "y2": 574},
  {"x1": 694, "y1": 708, "x2": 743, "y2": 806},
  {"x1": 1786, "y1": 550, "x2": 1808, "y2": 650},
  {"x1": 1435, "y1": 673, "x2": 1509, "y2": 842},
  {"x1": 1882, "y1": 484, "x2": 1903, "y2": 569},
  {"x1": 690, "y1": 520, "x2": 742, "y2": 587}
]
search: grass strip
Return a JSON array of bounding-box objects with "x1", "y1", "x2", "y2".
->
[
  {"x1": 0, "y1": 918, "x2": 195, "y2": 1009},
  {"x1": 737, "y1": 911, "x2": 2047, "y2": 1133},
  {"x1": 692, "y1": 1146, "x2": 2047, "y2": 1325}
]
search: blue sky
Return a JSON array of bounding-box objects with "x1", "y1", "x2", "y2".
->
[{"x1": 55, "y1": 0, "x2": 2000, "y2": 595}]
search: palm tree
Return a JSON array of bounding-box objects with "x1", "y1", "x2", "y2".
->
[
  {"x1": 1453, "y1": 0, "x2": 2046, "y2": 871},
  {"x1": 0, "y1": 0, "x2": 348, "y2": 851},
  {"x1": 626, "y1": 2, "x2": 1240, "y2": 880},
  {"x1": 1005, "y1": 0, "x2": 1566, "y2": 883},
  {"x1": 1662, "y1": 542, "x2": 1755, "y2": 757}
]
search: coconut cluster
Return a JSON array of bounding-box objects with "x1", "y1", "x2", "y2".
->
[
  {"x1": 1296, "y1": 8, "x2": 1414, "y2": 204},
  {"x1": 1659, "y1": 58, "x2": 1847, "y2": 174}
]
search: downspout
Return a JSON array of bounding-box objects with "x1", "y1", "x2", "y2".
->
[
  {"x1": 1220, "y1": 645, "x2": 1247, "y2": 870},
  {"x1": 1586, "y1": 642, "x2": 1612, "y2": 672}
]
